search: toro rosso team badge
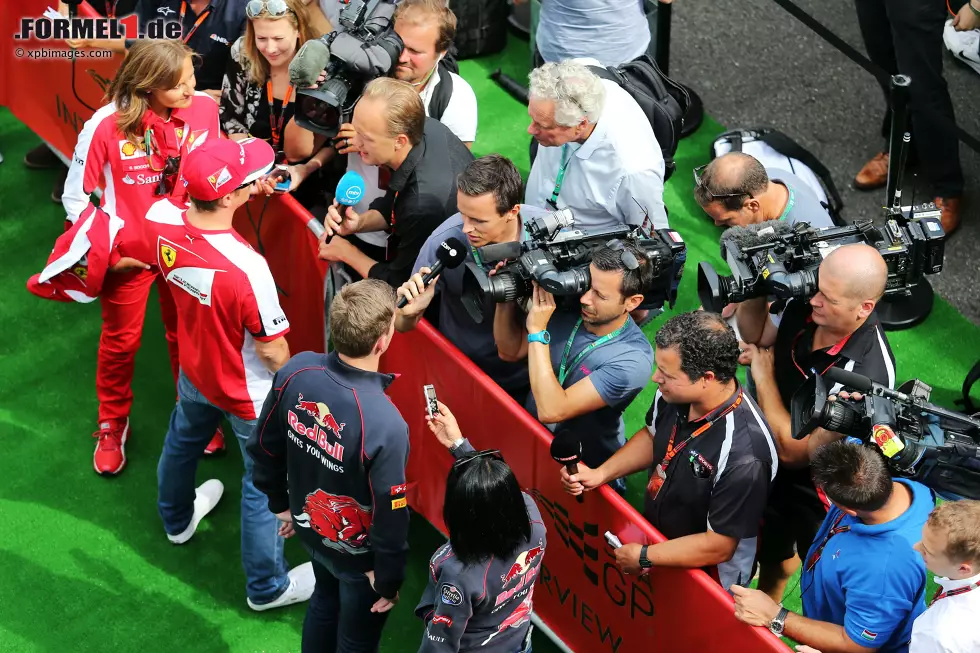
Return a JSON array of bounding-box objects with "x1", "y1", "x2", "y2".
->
[{"x1": 294, "y1": 489, "x2": 372, "y2": 554}]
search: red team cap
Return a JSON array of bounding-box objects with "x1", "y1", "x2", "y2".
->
[{"x1": 183, "y1": 138, "x2": 276, "y2": 201}]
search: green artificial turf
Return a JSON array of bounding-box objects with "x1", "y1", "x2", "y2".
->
[{"x1": 2, "y1": 31, "x2": 979, "y2": 653}]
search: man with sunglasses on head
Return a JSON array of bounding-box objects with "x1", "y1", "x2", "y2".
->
[
  {"x1": 562, "y1": 311, "x2": 777, "y2": 589},
  {"x1": 247, "y1": 278, "x2": 410, "y2": 652},
  {"x1": 494, "y1": 243, "x2": 655, "y2": 494},
  {"x1": 693, "y1": 152, "x2": 835, "y2": 229},
  {"x1": 732, "y1": 441, "x2": 932, "y2": 653},
  {"x1": 737, "y1": 243, "x2": 896, "y2": 606},
  {"x1": 147, "y1": 138, "x2": 316, "y2": 611}
]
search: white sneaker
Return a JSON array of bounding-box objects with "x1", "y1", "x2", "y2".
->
[
  {"x1": 944, "y1": 19, "x2": 980, "y2": 76},
  {"x1": 247, "y1": 561, "x2": 316, "y2": 612},
  {"x1": 167, "y1": 479, "x2": 224, "y2": 545}
]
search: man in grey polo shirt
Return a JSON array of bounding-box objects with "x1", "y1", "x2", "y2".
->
[
  {"x1": 494, "y1": 243, "x2": 655, "y2": 493},
  {"x1": 694, "y1": 152, "x2": 834, "y2": 230},
  {"x1": 394, "y1": 155, "x2": 540, "y2": 400}
]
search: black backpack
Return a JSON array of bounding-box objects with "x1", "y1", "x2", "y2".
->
[
  {"x1": 447, "y1": 0, "x2": 508, "y2": 60},
  {"x1": 428, "y1": 48, "x2": 459, "y2": 122},
  {"x1": 587, "y1": 54, "x2": 690, "y2": 182}
]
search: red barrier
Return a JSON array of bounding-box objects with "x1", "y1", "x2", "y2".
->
[{"x1": 5, "y1": 4, "x2": 789, "y2": 650}]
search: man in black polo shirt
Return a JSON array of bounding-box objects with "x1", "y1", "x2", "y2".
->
[
  {"x1": 134, "y1": 0, "x2": 247, "y2": 96},
  {"x1": 737, "y1": 243, "x2": 896, "y2": 602},
  {"x1": 319, "y1": 77, "x2": 474, "y2": 287},
  {"x1": 562, "y1": 311, "x2": 777, "y2": 588}
]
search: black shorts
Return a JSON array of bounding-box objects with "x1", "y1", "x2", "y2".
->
[{"x1": 757, "y1": 484, "x2": 828, "y2": 564}]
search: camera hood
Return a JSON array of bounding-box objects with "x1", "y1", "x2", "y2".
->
[
  {"x1": 697, "y1": 262, "x2": 725, "y2": 313},
  {"x1": 791, "y1": 372, "x2": 829, "y2": 440}
]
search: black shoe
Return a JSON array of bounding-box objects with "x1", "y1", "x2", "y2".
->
[{"x1": 24, "y1": 144, "x2": 64, "y2": 170}]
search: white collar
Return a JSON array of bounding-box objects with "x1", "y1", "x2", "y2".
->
[{"x1": 936, "y1": 569, "x2": 980, "y2": 592}]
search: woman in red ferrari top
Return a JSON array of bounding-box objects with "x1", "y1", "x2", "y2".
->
[{"x1": 63, "y1": 38, "x2": 224, "y2": 476}]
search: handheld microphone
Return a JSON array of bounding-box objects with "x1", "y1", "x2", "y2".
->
[
  {"x1": 335, "y1": 170, "x2": 365, "y2": 207},
  {"x1": 550, "y1": 435, "x2": 585, "y2": 504},
  {"x1": 396, "y1": 237, "x2": 467, "y2": 308},
  {"x1": 823, "y1": 367, "x2": 909, "y2": 402},
  {"x1": 289, "y1": 38, "x2": 332, "y2": 88}
]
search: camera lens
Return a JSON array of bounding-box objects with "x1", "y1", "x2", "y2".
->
[
  {"x1": 822, "y1": 401, "x2": 859, "y2": 434},
  {"x1": 697, "y1": 262, "x2": 732, "y2": 313},
  {"x1": 487, "y1": 272, "x2": 522, "y2": 303}
]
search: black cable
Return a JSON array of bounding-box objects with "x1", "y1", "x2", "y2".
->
[{"x1": 245, "y1": 195, "x2": 288, "y2": 298}]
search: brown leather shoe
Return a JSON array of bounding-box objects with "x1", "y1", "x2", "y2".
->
[
  {"x1": 935, "y1": 196, "x2": 961, "y2": 235},
  {"x1": 24, "y1": 143, "x2": 63, "y2": 170},
  {"x1": 854, "y1": 151, "x2": 889, "y2": 190}
]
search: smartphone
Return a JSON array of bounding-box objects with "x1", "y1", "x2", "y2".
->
[
  {"x1": 270, "y1": 165, "x2": 291, "y2": 193},
  {"x1": 423, "y1": 384, "x2": 438, "y2": 419},
  {"x1": 604, "y1": 531, "x2": 623, "y2": 549}
]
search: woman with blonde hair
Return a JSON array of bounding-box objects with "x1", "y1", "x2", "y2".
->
[
  {"x1": 221, "y1": 0, "x2": 331, "y2": 195},
  {"x1": 62, "y1": 38, "x2": 225, "y2": 475}
]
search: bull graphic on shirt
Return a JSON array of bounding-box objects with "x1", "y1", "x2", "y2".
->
[
  {"x1": 482, "y1": 591, "x2": 535, "y2": 646},
  {"x1": 294, "y1": 489, "x2": 372, "y2": 554},
  {"x1": 500, "y1": 540, "x2": 545, "y2": 586}
]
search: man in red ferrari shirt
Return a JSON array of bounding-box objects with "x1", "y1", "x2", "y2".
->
[{"x1": 148, "y1": 137, "x2": 315, "y2": 611}]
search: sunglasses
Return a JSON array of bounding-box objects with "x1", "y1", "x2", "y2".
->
[
  {"x1": 452, "y1": 449, "x2": 504, "y2": 470},
  {"x1": 154, "y1": 155, "x2": 181, "y2": 197},
  {"x1": 693, "y1": 164, "x2": 752, "y2": 201},
  {"x1": 606, "y1": 239, "x2": 640, "y2": 271},
  {"x1": 246, "y1": 0, "x2": 290, "y2": 19}
]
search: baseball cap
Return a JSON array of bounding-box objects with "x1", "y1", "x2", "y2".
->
[{"x1": 182, "y1": 138, "x2": 276, "y2": 202}]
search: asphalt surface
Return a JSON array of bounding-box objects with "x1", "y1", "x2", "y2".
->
[{"x1": 668, "y1": 0, "x2": 980, "y2": 324}]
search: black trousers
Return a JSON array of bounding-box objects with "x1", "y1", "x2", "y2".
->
[
  {"x1": 302, "y1": 558, "x2": 391, "y2": 653},
  {"x1": 854, "y1": 0, "x2": 963, "y2": 198}
]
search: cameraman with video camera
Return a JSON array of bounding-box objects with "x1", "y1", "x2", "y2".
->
[
  {"x1": 737, "y1": 243, "x2": 897, "y2": 603},
  {"x1": 493, "y1": 243, "x2": 655, "y2": 493}
]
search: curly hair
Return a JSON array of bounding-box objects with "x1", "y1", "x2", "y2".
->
[{"x1": 654, "y1": 311, "x2": 739, "y2": 383}]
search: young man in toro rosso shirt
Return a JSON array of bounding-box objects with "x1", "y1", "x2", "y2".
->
[{"x1": 247, "y1": 279, "x2": 411, "y2": 652}]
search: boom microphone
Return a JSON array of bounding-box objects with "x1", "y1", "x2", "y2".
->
[
  {"x1": 719, "y1": 220, "x2": 795, "y2": 251},
  {"x1": 289, "y1": 39, "x2": 331, "y2": 88},
  {"x1": 823, "y1": 367, "x2": 909, "y2": 402},
  {"x1": 396, "y1": 237, "x2": 467, "y2": 308},
  {"x1": 550, "y1": 435, "x2": 585, "y2": 504}
]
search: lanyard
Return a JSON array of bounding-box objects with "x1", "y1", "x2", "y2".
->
[
  {"x1": 804, "y1": 511, "x2": 850, "y2": 572},
  {"x1": 143, "y1": 121, "x2": 191, "y2": 171},
  {"x1": 791, "y1": 327, "x2": 844, "y2": 380},
  {"x1": 266, "y1": 80, "x2": 294, "y2": 151},
  {"x1": 471, "y1": 245, "x2": 484, "y2": 269},
  {"x1": 660, "y1": 392, "x2": 743, "y2": 472},
  {"x1": 548, "y1": 144, "x2": 572, "y2": 208},
  {"x1": 557, "y1": 317, "x2": 630, "y2": 386},
  {"x1": 932, "y1": 581, "x2": 980, "y2": 605},
  {"x1": 179, "y1": 1, "x2": 211, "y2": 44},
  {"x1": 777, "y1": 185, "x2": 796, "y2": 221}
]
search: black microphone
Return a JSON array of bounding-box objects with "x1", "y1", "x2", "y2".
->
[
  {"x1": 823, "y1": 367, "x2": 909, "y2": 402},
  {"x1": 396, "y1": 237, "x2": 467, "y2": 308},
  {"x1": 550, "y1": 435, "x2": 585, "y2": 504}
]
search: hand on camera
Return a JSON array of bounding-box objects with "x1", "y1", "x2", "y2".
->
[
  {"x1": 526, "y1": 282, "x2": 556, "y2": 333},
  {"x1": 325, "y1": 200, "x2": 360, "y2": 237},
  {"x1": 334, "y1": 123, "x2": 358, "y2": 155},
  {"x1": 396, "y1": 268, "x2": 439, "y2": 317},
  {"x1": 426, "y1": 401, "x2": 462, "y2": 449},
  {"x1": 829, "y1": 391, "x2": 865, "y2": 402},
  {"x1": 560, "y1": 461, "x2": 602, "y2": 496}
]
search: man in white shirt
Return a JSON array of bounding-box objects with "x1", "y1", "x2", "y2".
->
[
  {"x1": 346, "y1": 0, "x2": 478, "y2": 255},
  {"x1": 910, "y1": 499, "x2": 980, "y2": 653},
  {"x1": 524, "y1": 60, "x2": 668, "y2": 236},
  {"x1": 534, "y1": 0, "x2": 651, "y2": 68}
]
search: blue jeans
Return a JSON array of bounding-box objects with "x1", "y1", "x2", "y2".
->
[
  {"x1": 302, "y1": 557, "x2": 391, "y2": 653},
  {"x1": 157, "y1": 371, "x2": 290, "y2": 605}
]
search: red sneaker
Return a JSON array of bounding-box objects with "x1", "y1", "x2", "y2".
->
[
  {"x1": 93, "y1": 418, "x2": 129, "y2": 476},
  {"x1": 204, "y1": 426, "x2": 226, "y2": 456}
]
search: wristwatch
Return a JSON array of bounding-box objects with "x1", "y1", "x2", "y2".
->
[
  {"x1": 449, "y1": 437, "x2": 465, "y2": 452},
  {"x1": 768, "y1": 606, "x2": 789, "y2": 636},
  {"x1": 638, "y1": 545, "x2": 652, "y2": 569},
  {"x1": 527, "y1": 331, "x2": 551, "y2": 345}
]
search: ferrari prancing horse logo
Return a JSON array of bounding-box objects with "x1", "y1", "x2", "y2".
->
[{"x1": 160, "y1": 244, "x2": 177, "y2": 268}]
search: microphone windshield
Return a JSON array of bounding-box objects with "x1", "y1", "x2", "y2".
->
[
  {"x1": 289, "y1": 39, "x2": 331, "y2": 88},
  {"x1": 823, "y1": 367, "x2": 874, "y2": 393},
  {"x1": 720, "y1": 220, "x2": 795, "y2": 252},
  {"x1": 550, "y1": 434, "x2": 582, "y2": 465},
  {"x1": 335, "y1": 170, "x2": 365, "y2": 207},
  {"x1": 435, "y1": 237, "x2": 467, "y2": 269}
]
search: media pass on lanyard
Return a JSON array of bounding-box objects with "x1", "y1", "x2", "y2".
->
[{"x1": 648, "y1": 463, "x2": 668, "y2": 500}]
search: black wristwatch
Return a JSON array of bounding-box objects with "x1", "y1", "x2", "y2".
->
[
  {"x1": 768, "y1": 606, "x2": 789, "y2": 636},
  {"x1": 638, "y1": 545, "x2": 652, "y2": 569}
]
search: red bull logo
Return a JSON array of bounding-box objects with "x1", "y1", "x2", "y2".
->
[
  {"x1": 295, "y1": 393, "x2": 345, "y2": 437},
  {"x1": 501, "y1": 541, "x2": 545, "y2": 586},
  {"x1": 288, "y1": 409, "x2": 345, "y2": 463},
  {"x1": 294, "y1": 489, "x2": 371, "y2": 553}
]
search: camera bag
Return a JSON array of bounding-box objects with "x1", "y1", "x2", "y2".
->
[{"x1": 587, "y1": 54, "x2": 690, "y2": 182}]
